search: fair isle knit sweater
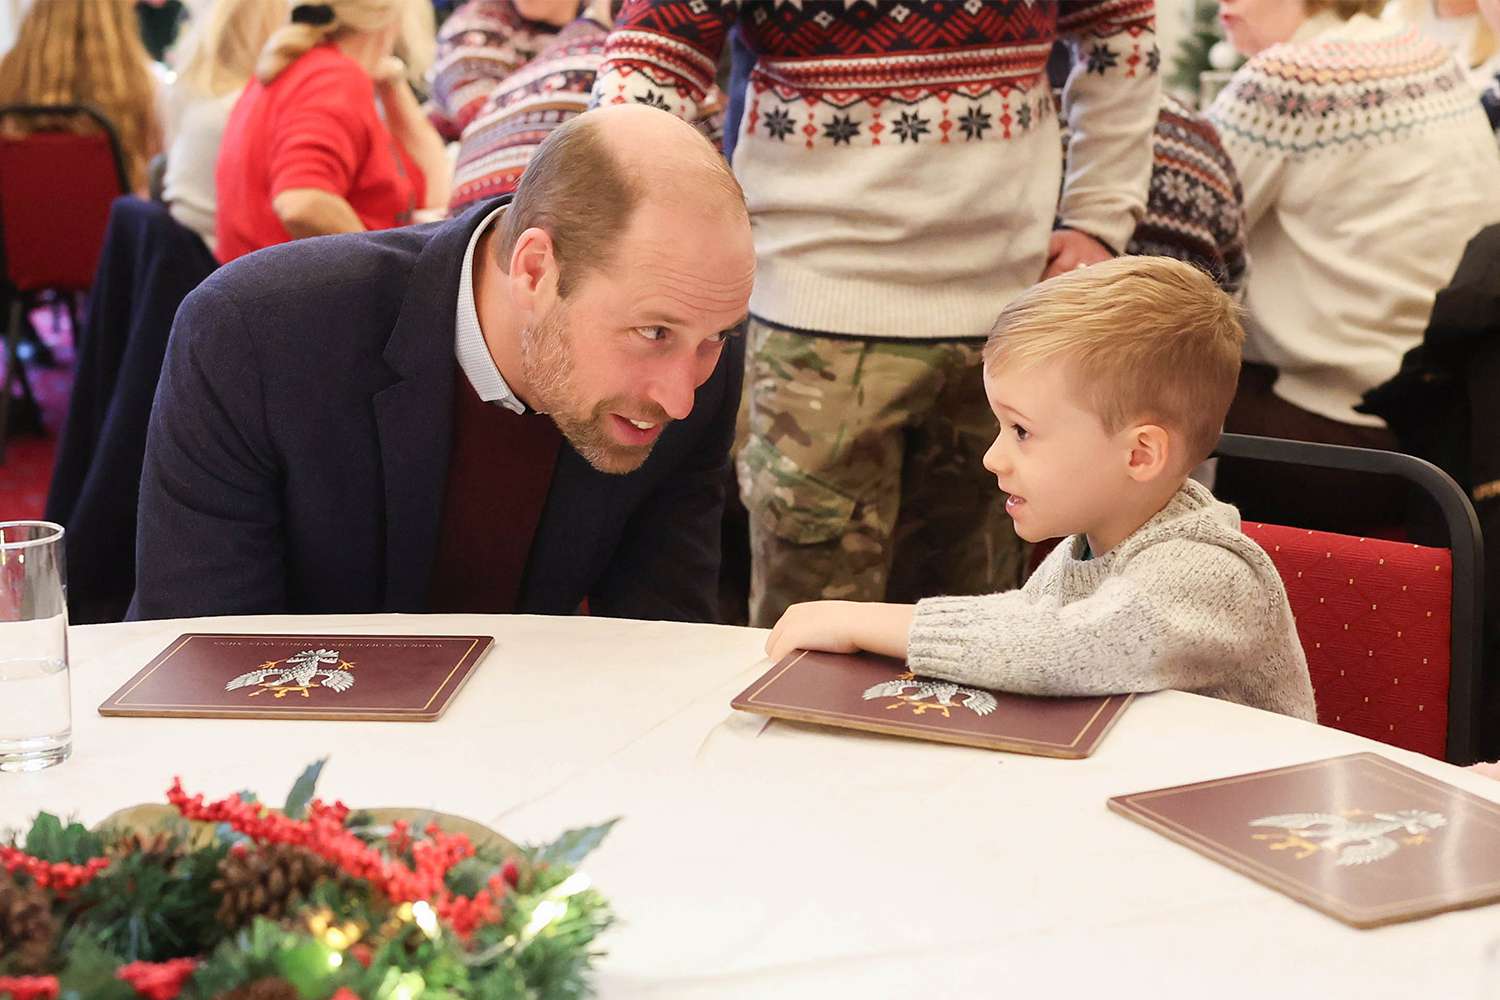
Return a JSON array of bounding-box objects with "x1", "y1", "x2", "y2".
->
[
  {"x1": 1207, "y1": 13, "x2": 1500, "y2": 427},
  {"x1": 907, "y1": 480, "x2": 1317, "y2": 721},
  {"x1": 427, "y1": 0, "x2": 563, "y2": 141},
  {"x1": 591, "y1": 0, "x2": 1160, "y2": 340}
]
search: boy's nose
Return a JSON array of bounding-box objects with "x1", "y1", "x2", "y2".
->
[{"x1": 982, "y1": 438, "x2": 1009, "y2": 477}]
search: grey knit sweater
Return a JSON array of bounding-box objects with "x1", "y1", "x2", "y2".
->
[{"x1": 906, "y1": 479, "x2": 1317, "y2": 721}]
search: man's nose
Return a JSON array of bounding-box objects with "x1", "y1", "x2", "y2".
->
[{"x1": 647, "y1": 360, "x2": 700, "y2": 422}]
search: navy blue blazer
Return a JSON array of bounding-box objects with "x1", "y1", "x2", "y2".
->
[{"x1": 129, "y1": 200, "x2": 743, "y2": 622}]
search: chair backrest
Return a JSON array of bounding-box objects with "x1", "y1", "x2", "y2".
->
[
  {"x1": 0, "y1": 104, "x2": 130, "y2": 293},
  {"x1": 1243, "y1": 522, "x2": 1453, "y2": 760},
  {"x1": 1215, "y1": 433, "x2": 1484, "y2": 763}
]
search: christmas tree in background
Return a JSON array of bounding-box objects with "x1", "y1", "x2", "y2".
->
[{"x1": 1170, "y1": 0, "x2": 1243, "y2": 105}]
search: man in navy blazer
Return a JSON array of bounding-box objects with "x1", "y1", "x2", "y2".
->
[{"x1": 130, "y1": 105, "x2": 755, "y2": 622}]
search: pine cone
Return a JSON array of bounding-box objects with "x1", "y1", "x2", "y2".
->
[
  {"x1": 212, "y1": 844, "x2": 336, "y2": 930},
  {"x1": 0, "y1": 871, "x2": 56, "y2": 974},
  {"x1": 215, "y1": 977, "x2": 302, "y2": 1000}
]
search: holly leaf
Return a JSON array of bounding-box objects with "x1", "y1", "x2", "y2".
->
[
  {"x1": 532, "y1": 819, "x2": 619, "y2": 868},
  {"x1": 283, "y1": 757, "x2": 328, "y2": 819},
  {"x1": 24, "y1": 812, "x2": 104, "y2": 863}
]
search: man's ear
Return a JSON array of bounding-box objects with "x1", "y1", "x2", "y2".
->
[
  {"x1": 507, "y1": 227, "x2": 560, "y2": 314},
  {"x1": 1124, "y1": 423, "x2": 1173, "y2": 484}
]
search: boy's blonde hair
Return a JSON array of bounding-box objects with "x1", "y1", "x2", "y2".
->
[{"x1": 983, "y1": 256, "x2": 1244, "y2": 467}]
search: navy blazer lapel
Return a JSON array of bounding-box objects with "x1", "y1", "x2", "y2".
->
[{"x1": 374, "y1": 199, "x2": 509, "y2": 611}]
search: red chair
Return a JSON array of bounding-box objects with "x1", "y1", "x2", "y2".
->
[
  {"x1": 1216, "y1": 433, "x2": 1484, "y2": 764},
  {"x1": 0, "y1": 103, "x2": 129, "y2": 463}
]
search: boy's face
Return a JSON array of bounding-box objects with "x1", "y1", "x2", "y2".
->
[{"x1": 981, "y1": 358, "x2": 1138, "y2": 545}]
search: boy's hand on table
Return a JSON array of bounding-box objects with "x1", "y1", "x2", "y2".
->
[{"x1": 765, "y1": 601, "x2": 914, "y2": 663}]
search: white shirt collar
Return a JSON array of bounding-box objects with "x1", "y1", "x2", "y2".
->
[{"x1": 454, "y1": 205, "x2": 525, "y2": 414}]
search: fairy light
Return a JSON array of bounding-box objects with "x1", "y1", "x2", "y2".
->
[
  {"x1": 388, "y1": 972, "x2": 425, "y2": 1000},
  {"x1": 410, "y1": 900, "x2": 440, "y2": 939}
]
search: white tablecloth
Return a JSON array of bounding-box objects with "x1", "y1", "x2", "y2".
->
[{"x1": 3, "y1": 614, "x2": 1497, "y2": 998}]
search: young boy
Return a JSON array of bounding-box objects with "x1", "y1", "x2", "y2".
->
[{"x1": 765, "y1": 256, "x2": 1317, "y2": 721}]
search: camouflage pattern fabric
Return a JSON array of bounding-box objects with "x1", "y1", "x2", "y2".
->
[{"x1": 738, "y1": 321, "x2": 1028, "y2": 627}]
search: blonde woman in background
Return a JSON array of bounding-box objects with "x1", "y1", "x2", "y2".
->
[
  {"x1": 0, "y1": 0, "x2": 163, "y2": 194},
  {"x1": 165, "y1": 0, "x2": 289, "y2": 253},
  {"x1": 214, "y1": 0, "x2": 450, "y2": 262}
]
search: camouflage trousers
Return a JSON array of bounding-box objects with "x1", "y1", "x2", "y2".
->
[{"x1": 737, "y1": 321, "x2": 1028, "y2": 628}]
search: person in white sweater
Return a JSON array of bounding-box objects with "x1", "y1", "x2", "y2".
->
[
  {"x1": 765, "y1": 256, "x2": 1317, "y2": 722},
  {"x1": 164, "y1": 0, "x2": 289, "y2": 253},
  {"x1": 1207, "y1": 0, "x2": 1500, "y2": 534}
]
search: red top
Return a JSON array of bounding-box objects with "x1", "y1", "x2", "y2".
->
[
  {"x1": 214, "y1": 44, "x2": 425, "y2": 263},
  {"x1": 427, "y1": 369, "x2": 562, "y2": 614}
]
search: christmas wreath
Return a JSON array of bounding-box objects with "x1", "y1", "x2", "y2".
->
[{"x1": 0, "y1": 761, "x2": 614, "y2": 1000}]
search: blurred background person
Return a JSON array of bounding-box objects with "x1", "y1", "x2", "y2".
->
[
  {"x1": 215, "y1": 0, "x2": 450, "y2": 262},
  {"x1": 164, "y1": 0, "x2": 288, "y2": 254},
  {"x1": 1209, "y1": 0, "x2": 1500, "y2": 534},
  {"x1": 1400, "y1": 0, "x2": 1499, "y2": 87},
  {"x1": 0, "y1": 0, "x2": 163, "y2": 195},
  {"x1": 1479, "y1": 0, "x2": 1500, "y2": 139},
  {"x1": 426, "y1": 0, "x2": 578, "y2": 141}
]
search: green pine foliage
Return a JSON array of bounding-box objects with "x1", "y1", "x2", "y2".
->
[
  {"x1": 1171, "y1": 0, "x2": 1228, "y2": 97},
  {"x1": 68, "y1": 837, "x2": 231, "y2": 962},
  {"x1": 5, "y1": 762, "x2": 617, "y2": 999}
]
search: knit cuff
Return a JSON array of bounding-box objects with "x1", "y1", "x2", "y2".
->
[{"x1": 906, "y1": 595, "x2": 989, "y2": 680}]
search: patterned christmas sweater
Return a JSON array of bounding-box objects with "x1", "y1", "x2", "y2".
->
[
  {"x1": 1208, "y1": 12, "x2": 1500, "y2": 427},
  {"x1": 449, "y1": 16, "x2": 725, "y2": 216},
  {"x1": 1060, "y1": 92, "x2": 1246, "y2": 295},
  {"x1": 427, "y1": 0, "x2": 564, "y2": 142},
  {"x1": 592, "y1": 0, "x2": 1159, "y2": 340}
]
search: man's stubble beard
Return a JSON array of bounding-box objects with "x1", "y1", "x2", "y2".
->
[{"x1": 519, "y1": 303, "x2": 661, "y2": 476}]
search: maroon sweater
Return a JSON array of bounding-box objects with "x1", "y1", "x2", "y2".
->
[{"x1": 427, "y1": 370, "x2": 561, "y2": 612}]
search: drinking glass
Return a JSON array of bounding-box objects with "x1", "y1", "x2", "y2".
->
[{"x1": 0, "y1": 520, "x2": 71, "y2": 771}]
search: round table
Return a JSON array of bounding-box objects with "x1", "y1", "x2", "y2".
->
[{"x1": 3, "y1": 613, "x2": 1495, "y2": 997}]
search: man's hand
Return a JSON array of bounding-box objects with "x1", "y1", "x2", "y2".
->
[
  {"x1": 765, "y1": 601, "x2": 915, "y2": 663},
  {"x1": 1040, "y1": 228, "x2": 1114, "y2": 281}
]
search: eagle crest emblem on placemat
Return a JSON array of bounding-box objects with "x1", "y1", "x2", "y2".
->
[
  {"x1": 1249, "y1": 809, "x2": 1448, "y2": 866},
  {"x1": 862, "y1": 672, "x2": 998, "y2": 719},
  {"x1": 224, "y1": 648, "x2": 356, "y2": 700}
]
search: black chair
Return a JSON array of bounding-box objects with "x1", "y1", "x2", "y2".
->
[{"x1": 1214, "y1": 433, "x2": 1485, "y2": 763}]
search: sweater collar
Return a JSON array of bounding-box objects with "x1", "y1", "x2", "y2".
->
[{"x1": 1062, "y1": 478, "x2": 1227, "y2": 566}]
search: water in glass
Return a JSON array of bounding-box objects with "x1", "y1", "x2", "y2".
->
[{"x1": 0, "y1": 521, "x2": 71, "y2": 771}]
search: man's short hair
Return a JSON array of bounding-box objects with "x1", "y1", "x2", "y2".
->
[
  {"x1": 492, "y1": 109, "x2": 743, "y2": 298},
  {"x1": 493, "y1": 113, "x2": 639, "y2": 298},
  {"x1": 983, "y1": 255, "x2": 1245, "y2": 466}
]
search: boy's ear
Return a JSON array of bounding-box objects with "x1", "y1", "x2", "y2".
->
[{"x1": 1124, "y1": 423, "x2": 1172, "y2": 483}]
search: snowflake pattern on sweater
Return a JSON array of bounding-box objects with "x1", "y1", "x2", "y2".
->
[
  {"x1": 426, "y1": 0, "x2": 561, "y2": 140},
  {"x1": 596, "y1": 0, "x2": 1156, "y2": 150},
  {"x1": 1208, "y1": 23, "x2": 1477, "y2": 161},
  {"x1": 591, "y1": 0, "x2": 1160, "y2": 340}
]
